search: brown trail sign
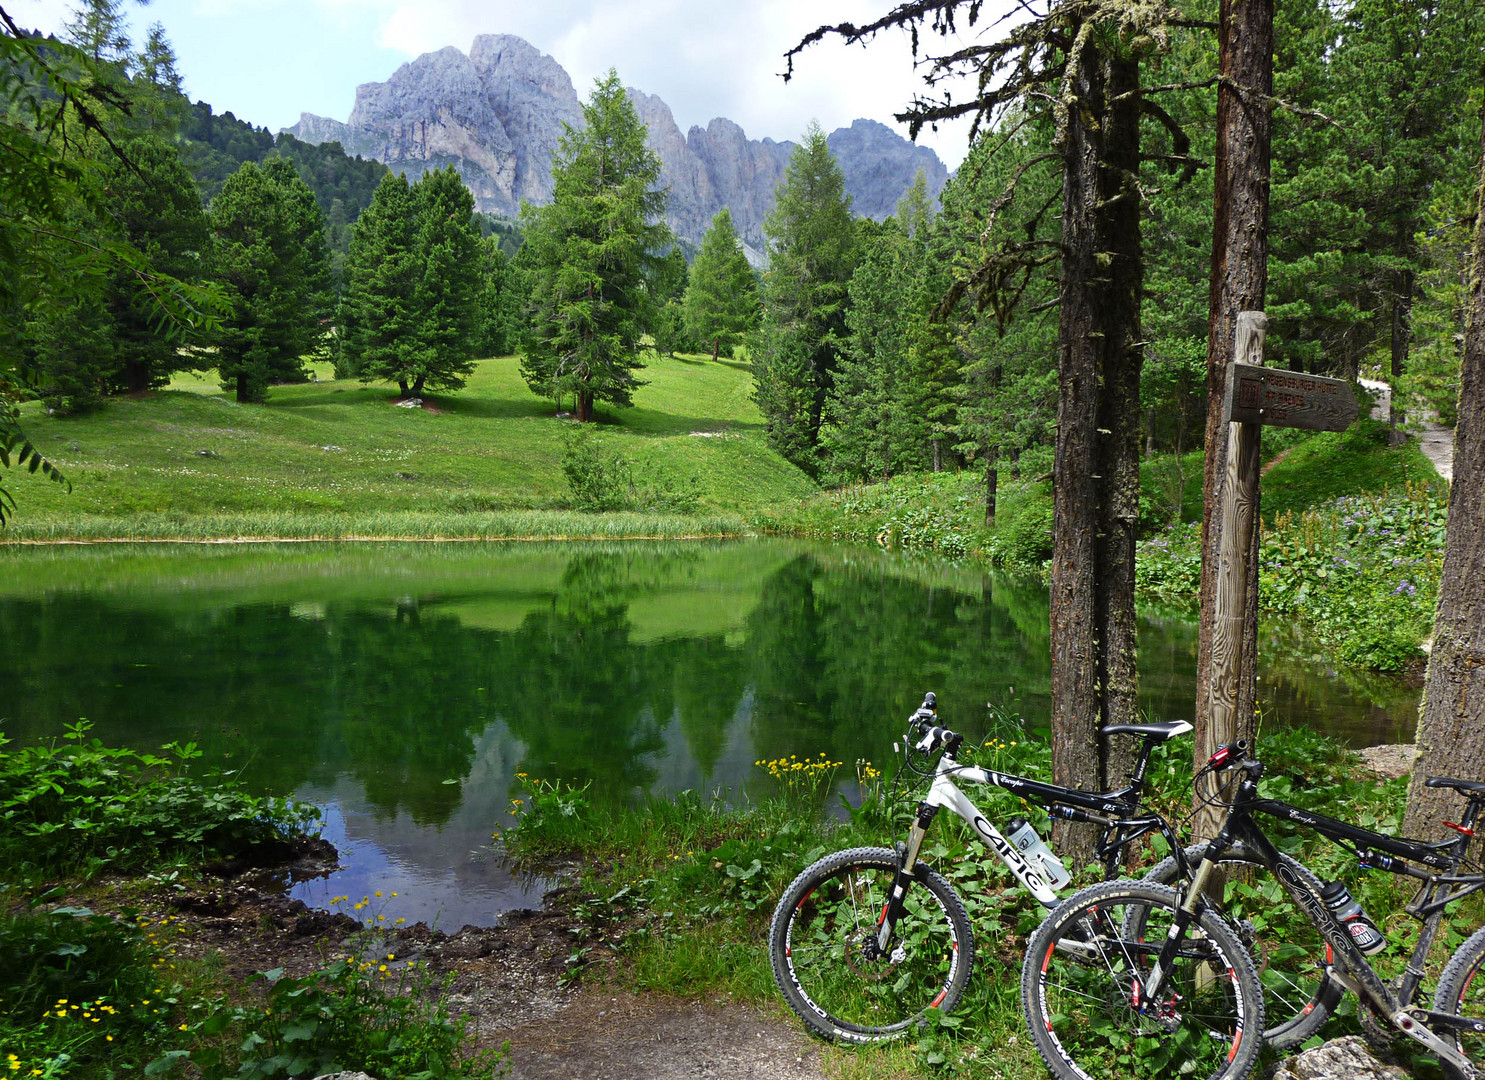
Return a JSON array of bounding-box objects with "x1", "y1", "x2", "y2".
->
[
  {"x1": 1207, "y1": 312, "x2": 1357, "y2": 758},
  {"x1": 1223, "y1": 363, "x2": 1359, "y2": 431}
]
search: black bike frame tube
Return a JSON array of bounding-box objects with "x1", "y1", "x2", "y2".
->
[
  {"x1": 1227, "y1": 811, "x2": 1400, "y2": 1015},
  {"x1": 1248, "y1": 797, "x2": 1462, "y2": 871},
  {"x1": 975, "y1": 769, "x2": 1143, "y2": 816}
]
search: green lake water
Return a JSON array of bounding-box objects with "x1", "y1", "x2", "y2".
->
[{"x1": 0, "y1": 539, "x2": 1419, "y2": 926}]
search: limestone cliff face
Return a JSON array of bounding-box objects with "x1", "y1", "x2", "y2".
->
[{"x1": 285, "y1": 34, "x2": 947, "y2": 256}]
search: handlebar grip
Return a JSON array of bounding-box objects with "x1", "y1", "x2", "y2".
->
[{"x1": 922, "y1": 691, "x2": 936, "y2": 711}]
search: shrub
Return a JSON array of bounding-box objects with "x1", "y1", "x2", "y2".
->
[{"x1": 0, "y1": 722, "x2": 320, "y2": 876}]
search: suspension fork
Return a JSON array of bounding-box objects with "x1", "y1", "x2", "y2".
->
[
  {"x1": 1139, "y1": 838, "x2": 1232, "y2": 1006},
  {"x1": 876, "y1": 802, "x2": 940, "y2": 953}
]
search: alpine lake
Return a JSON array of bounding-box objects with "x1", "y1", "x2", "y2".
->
[{"x1": 0, "y1": 539, "x2": 1420, "y2": 927}]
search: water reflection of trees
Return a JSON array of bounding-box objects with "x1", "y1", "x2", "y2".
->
[{"x1": 0, "y1": 543, "x2": 1418, "y2": 827}]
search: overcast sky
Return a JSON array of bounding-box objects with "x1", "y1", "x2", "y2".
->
[{"x1": 12, "y1": 0, "x2": 1007, "y2": 169}]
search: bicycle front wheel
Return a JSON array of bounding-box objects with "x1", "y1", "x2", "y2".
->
[
  {"x1": 1022, "y1": 880, "x2": 1264, "y2": 1080},
  {"x1": 1431, "y1": 922, "x2": 1485, "y2": 1079},
  {"x1": 769, "y1": 846, "x2": 974, "y2": 1043},
  {"x1": 1140, "y1": 843, "x2": 1341, "y2": 1049}
]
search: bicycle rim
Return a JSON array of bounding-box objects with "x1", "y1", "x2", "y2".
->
[
  {"x1": 1025, "y1": 882, "x2": 1262, "y2": 1080},
  {"x1": 777, "y1": 854, "x2": 967, "y2": 1039},
  {"x1": 1141, "y1": 845, "x2": 1339, "y2": 1049}
]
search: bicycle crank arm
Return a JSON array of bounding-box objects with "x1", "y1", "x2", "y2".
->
[
  {"x1": 1323, "y1": 967, "x2": 1477, "y2": 1078},
  {"x1": 1391, "y1": 1010, "x2": 1476, "y2": 1078},
  {"x1": 1418, "y1": 1009, "x2": 1485, "y2": 1037}
]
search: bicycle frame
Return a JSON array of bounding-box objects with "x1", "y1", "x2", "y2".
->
[
  {"x1": 1154, "y1": 758, "x2": 1485, "y2": 1075},
  {"x1": 875, "y1": 728, "x2": 1187, "y2": 956}
]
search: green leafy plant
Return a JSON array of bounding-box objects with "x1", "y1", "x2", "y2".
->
[
  {"x1": 0, "y1": 722, "x2": 320, "y2": 876},
  {"x1": 170, "y1": 952, "x2": 500, "y2": 1080}
]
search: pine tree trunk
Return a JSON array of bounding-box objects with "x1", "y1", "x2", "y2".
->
[
  {"x1": 125, "y1": 361, "x2": 149, "y2": 395},
  {"x1": 1404, "y1": 122, "x2": 1485, "y2": 842},
  {"x1": 412, "y1": 375, "x2": 426, "y2": 398},
  {"x1": 932, "y1": 439, "x2": 941, "y2": 473},
  {"x1": 712, "y1": 338, "x2": 720, "y2": 363},
  {"x1": 398, "y1": 379, "x2": 410, "y2": 397},
  {"x1": 1390, "y1": 269, "x2": 1413, "y2": 446},
  {"x1": 577, "y1": 390, "x2": 594, "y2": 423},
  {"x1": 985, "y1": 462, "x2": 998, "y2": 527},
  {"x1": 1193, "y1": 0, "x2": 1274, "y2": 828},
  {"x1": 1049, "y1": 40, "x2": 1144, "y2": 862},
  {"x1": 1094, "y1": 50, "x2": 1144, "y2": 792},
  {"x1": 235, "y1": 372, "x2": 250, "y2": 404}
]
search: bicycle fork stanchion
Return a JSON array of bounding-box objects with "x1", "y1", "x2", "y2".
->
[{"x1": 877, "y1": 803, "x2": 939, "y2": 955}]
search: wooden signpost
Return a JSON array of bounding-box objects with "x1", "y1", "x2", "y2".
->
[{"x1": 1207, "y1": 312, "x2": 1359, "y2": 747}]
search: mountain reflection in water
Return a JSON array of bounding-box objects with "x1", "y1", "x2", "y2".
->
[{"x1": 0, "y1": 540, "x2": 1420, "y2": 924}]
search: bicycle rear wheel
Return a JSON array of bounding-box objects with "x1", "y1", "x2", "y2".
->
[
  {"x1": 1022, "y1": 880, "x2": 1264, "y2": 1080},
  {"x1": 1140, "y1": 843, "x2": 1341, "y2": 1049},
  {"x1": 769, "y1": 846, "x2": 974, "y2": 1043},
  {"x1": 1431, "y1": 922, "x2": 1485, "y2": 1079}
]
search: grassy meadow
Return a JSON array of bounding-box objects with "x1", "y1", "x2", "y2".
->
[{"x1": 4, "y1": 353, "x2": 816, "y2": 540}]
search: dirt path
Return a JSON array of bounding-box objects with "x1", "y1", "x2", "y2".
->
[
  {"x1": 1357, "y1": 378, "x2": 1453, "y2": 481},
  {"x1": 72, "y1": 858, "x2": 828, "y2": 1080}
]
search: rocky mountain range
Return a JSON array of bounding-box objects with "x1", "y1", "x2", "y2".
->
[{"x1": 285, "y1": 34, "x2": 948, "y2": 262}]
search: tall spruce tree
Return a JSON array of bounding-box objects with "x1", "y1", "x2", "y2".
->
[
  {"x1": 751, "y1": 124, "x2": 855, "y2": 472},
  {"x1": 210, "y1": 160, "x2": 332, "y2": 402},
  {"x1": 474, "y1": 235, "x2": 518, "y2": 359},
  {"x1": 337, "y1": 172, "x2": 418, "y2": 382},
  {"x1": 682, "y1": 208, "x2": 758, "y2": 361},
  {"x1": 104, "y1": 137, "x2": 210, "y2": 394},
  {"x1": 519, "y1": 70, "x2": 670, "y2": 421},
  {"x1": 405, "y1": 166, "x2": 482, "y2": 396},
  {"x1": 819, "y1": 218, "x2": 912, "y2": 481}
]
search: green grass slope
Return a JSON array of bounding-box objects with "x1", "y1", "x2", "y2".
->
[{"x1": 5, "y1": 354, "x2": 817, "y2": 540}]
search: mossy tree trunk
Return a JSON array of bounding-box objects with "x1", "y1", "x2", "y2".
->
[{"x1": 1049, "y1": 37, "x2": 1144, "y2": 864}]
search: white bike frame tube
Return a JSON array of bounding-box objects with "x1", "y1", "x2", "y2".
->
[{"x1": 924, "y1": 762, "x2": 1059, "y2": 906}]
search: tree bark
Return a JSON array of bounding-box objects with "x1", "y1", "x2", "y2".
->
[
  {"x1": 577, "y1": 389, "x2": 594, "y2": 423},
  {"x1": 1390, "y1": 269, "x2": 1413, "y2": 446},
  {"x1": 1404, "y1": 121, "x2": 1485, "y2": 842},
  {"x1": 236, "y1": 372, "x2": 250, "y2": 404},
  {"x1": 398, "y1": 379, "x2": 410, "y2": 398},
  {"x1": 1192, "y1": 0, "x2": 1273, "y2": 817},
  {"x1": 1050, "y1": 41, "x2": 1144, "y2": 863},
  {"x1": 985, "y1": 462, "x2": 998, "y2": 527},
  {"x1": 412, "y1": 374, "x2": 426, "y2": 398}
]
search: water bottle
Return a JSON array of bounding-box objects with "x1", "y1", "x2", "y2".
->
[
  {"x1": 1007, "y1": 817, "x2": 1072, "y2": 890},
  {"x1": 1320, "y1": 881, "x2": 1386, "y2": 955}
]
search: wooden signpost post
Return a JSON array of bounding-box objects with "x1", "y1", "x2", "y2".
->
[{"x1": 1207, "y1": 311, "x2": 1359, "y2": 747}]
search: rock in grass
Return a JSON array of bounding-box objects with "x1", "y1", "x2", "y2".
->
[
  {"x1": 1358, "y1": 743, "x2": 1419, "y2": 779},
  {"x1": 1273, "y1": 1036, "x2": 1408, "y2": 1080}
]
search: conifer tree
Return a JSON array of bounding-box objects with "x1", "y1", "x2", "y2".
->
[
  {"x1": 649, "y1": 247, "x2": 690, "y2": 358},
  {"x1": 337, "y1": 172, "x2": 418, "y2": 382},
  {"x1": 752, "y1": 124, "x2": 855, "y2": 471},
  {"x1": 519, "y1": 70, "x2": 670, "y2": 421},
  {"x1": 682, "y1": 208, "x2": 758, "y2": 361},
  {"x1": 406, "y1": 165, "x2": 482, "y2": 396},
  {"x1": 104, "y1": 137, "x2": 210, "y2": 393},
  {"x1": 210, "y1": 160, "x2": 331, "y2": 402},
  {"x1": 819, "y1": 218, "x2": 912, "y2": 481},
  {"x1": 474, "y1": 235, "x2": 518, "y2": 359}
]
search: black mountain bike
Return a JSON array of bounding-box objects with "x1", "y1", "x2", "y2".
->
[
  {"x1": 768, "y1": 696, "x2": 1329, "y2": 1047},
  {"x1": 1021, "y1": 740, "x2": 1485, "y2": 1080}
]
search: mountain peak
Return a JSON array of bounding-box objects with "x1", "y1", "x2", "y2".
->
[{"x1": 285, "y1": 33, "x2": 947, "y2": 252}]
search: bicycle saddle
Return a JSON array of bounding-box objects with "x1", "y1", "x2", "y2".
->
[
  {"x1": 1425, "y1": 776, "x2": 1485, "y2": 795},
  {"x1": 1100, "y1": 720, "x2": 1194, "y2": 741}
]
